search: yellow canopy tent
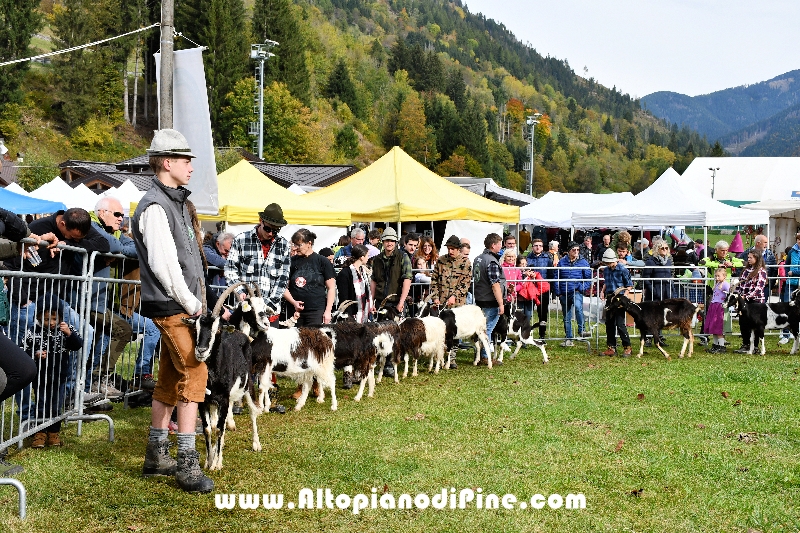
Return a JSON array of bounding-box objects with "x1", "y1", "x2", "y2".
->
[
  {"x1": 198, "y1": 160, "x2": 351, "y2": 226},
  {"x1": 305, "y1": 146, "x2": 519, "y2": 223}
]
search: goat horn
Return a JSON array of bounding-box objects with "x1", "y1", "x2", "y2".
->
[
  {"x1": 379, "y1": 293, "x2": 397, "y2": 309},
  {"x1": 212, "y1": 281, "x2": 248, "y2": 317},
  {"x1": 200, "y1": 277, "x2": 207, "y2": 315},
  {"x1": 613, "y1": 287, "x2": 627, "y2": 296},
  {"x1": 337, "y1": 299, "x2": 357, "y2": 313},
  {"x1": 248, "y1": 282, "x2": 262, "y2": 298}
]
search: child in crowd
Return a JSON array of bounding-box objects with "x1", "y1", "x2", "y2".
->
[
  {"x1": 705, "y1": 267, "x2": 730, "y2": 353},
  {"x1": 23, "y1": 295, "x2": 83, "y2": 448}
]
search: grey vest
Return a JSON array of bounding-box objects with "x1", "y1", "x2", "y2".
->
[
  {"x1": 472, "y1": 250, "x2": 506, "y2": 306},
  {"x1": 132, "y1": 178, "x2": 204, "y2": 317}
]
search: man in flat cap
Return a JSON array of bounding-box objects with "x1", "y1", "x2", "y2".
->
[{"x1": 132, "y1": 129, "x2": 213, "y2": 493}]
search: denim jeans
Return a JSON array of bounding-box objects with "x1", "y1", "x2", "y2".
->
[
  {"x1": 559, "y1": 291, "x2": 585, "y2": 339},
  {"x1": 480, "y1": 306, "x2": 500, "y2": 360},
  {"x1": 128, "y1": 312, "x2": 160, "y2": 375}
]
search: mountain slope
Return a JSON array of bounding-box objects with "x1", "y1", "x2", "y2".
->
[
  {"x1": 720, "y1": 102, "x2": 800, "y2": 156},
  {"x1": 641, "y1": 70, "x2": 800, "y2": 142}
]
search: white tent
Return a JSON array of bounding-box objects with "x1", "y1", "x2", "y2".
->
[
  {"x1": 29, "y1": 177, "x2": 83, "y2": 208},
  {"x1": 5, "y1": 182, "x2": 29, "y2": 196},
  {"x1": 741, "y1": 200, "x2": 800, "y2": 253},
  {"x1": 679, "y1": 157, "x2": 800, "y2": 204},
  {"x1": 104, "y1": 179, "x2": 146, "y2": 215},
  {"x1": 519, "y1": 191, "x2": 633, "y2": 228},
  {"x1": 571, "y1": 168, "x2": 770, "y2": 228},
  {"x1": 74, "y1": 184, "x2": 102, "y2": 211}
]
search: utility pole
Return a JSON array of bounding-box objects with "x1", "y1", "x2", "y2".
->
[
  {"x1": 159, "y1": 0, "x2": 174, "y2": 129},
  {"x1": 526, "y1": 113, "x2": 542, "y2": 197},
  {"x1": 709, "y1": 167, "x2": 719, "y2": 199},
  {"x1": 249, "y1": 42, "x2": 278, "y2": 159}
]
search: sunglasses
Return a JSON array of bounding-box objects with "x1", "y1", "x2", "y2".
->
[
  {"x1": 260, "y1": 222, "x2": 281, "y2": 234},
  {"x1": 104, "y1": 210, "x2": 124, "y2": 218}
]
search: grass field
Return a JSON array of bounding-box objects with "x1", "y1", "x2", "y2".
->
[{"x1": 2, "y1": 334, "x2": 800, "y2": 533}]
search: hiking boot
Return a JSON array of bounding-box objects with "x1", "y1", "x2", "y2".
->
[
  {"x1": 0, "y1": 449, "x2": 23, "y2": 476},
  {"x1": 231, "y1": 401, "x2": 244, "y2": 415},
  {"x1": 735, "y1": 345, "x2": 751, "y2": 354},
  {"x1": 31, "y1": 432, "x2": 46, "y2": 449},
  {"x1": 176, "y1": 449, "x2": 214, "y2": 493},
  {"x1": 46, "y1": 432, "x2": 62, "y2": 447},
  {"x1": 382, "y1": 364, "x2": 395, "y2": 378},
  {"x1": 85, "y1": 402, "x2": 113, "y2": 413},
  {"x1": 601, "y1": 347, "x2": 616, "y2": 356},
  {"x1": 492, "y1": 359, "x2": 503, "y2": 366},
  {"x1": 622, "y1": 346, "x2": 632, "y2": 357},
  {"x1": 267, "y1": 386, "x2": 285, "y2": 414},
  {"x1": 644, "y1": 338, "x2": 653, "y2": 348},
  {"x1": 778, "y1": 336, "x2": 790, "y2": 345},
  {"x1": 92, "y1": 375, "x2": 124, "y2": 400},
  {"x1": 560, "y1": 340, "x2": 575, "y2": 347},
  {"x1": 133, "y1": 374, "x2": 157, "y2": 391},
  {"x1": 83, "y1": 391, "x2": 104, "y2": 405},
  {"x1": 707, "y1": 344, "x2": 727, "y2": 354},
  {"x1": 448, "y1": 350, "x2": 458, "y2": 369},
  {"x1": 142, "y1": 439, "x2": 177, "y2": 477},
  {"x1": 342, "y1": 371, "x2": 354, "y2": 390}
]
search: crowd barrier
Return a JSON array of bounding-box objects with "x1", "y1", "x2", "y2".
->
[{"x1": 1, "y1": 252, "x2": 790, "y2": 519}]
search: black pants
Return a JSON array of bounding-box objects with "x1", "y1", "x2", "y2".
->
[
  {"x1": 605, "y1": 307, "x2": 631, "y2": 349},
  {"x1": 535, "y1": 292, "x2": 550, "y2": 339},
  {"x1": 296, "y1": 309, "x2": 325, "y2": 327},
  {"x1": 0, "y1": 332, "x2": 37, "y2": 404}
]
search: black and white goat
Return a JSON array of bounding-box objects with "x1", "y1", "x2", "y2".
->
[
  {"x1": 431, "y1": 304, "x2": 494, "y2": 368},
  {"x1": 317, "y1": 321, "x2": 378, "y2": 402},
  {"x1": 376, "y1": 295, "x2": 448, "y2": 379},
  {"x1": 604, "y1": 289, "x2": 700, "y2": 359},
  {"x1": 723, "y1": 289, "x2": 800, "y2": 355},
  {"x1": 227, "y1": 282, "x2": 271, "y2": 336},
  {"x1": 182, "y1": 282, "x2": 262, "y2": 471},
  {"x1": 492, "y1": 308, "x2": 549, "y2": 363},
  {"x1": 249, "y1": 325, "x2": 338, "y2": 411}
]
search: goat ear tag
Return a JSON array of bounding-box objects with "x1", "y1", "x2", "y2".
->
[
  {"x1": 242, "y1": 302, "x2": 252, "y2": 312},
  {"x1": 222, "y1": 324, "x2": 236, "y2": 333}
]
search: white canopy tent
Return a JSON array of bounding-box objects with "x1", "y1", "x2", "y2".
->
[
  {"x1": 741, "y1": 200, "x2": 800, "y2": 254},
  {"x1": 679, "y1": 157, "x2": 800, "y2": 204},
  {"x1": 30, "y1": 177, "x2": 84, "y2": 209},
  {"x1": 5, "y1": 182, "x2": 29, "y2": 196},
  {"x1": 74, "y1": 184, "x2": 102, "y2": 211},
  {"x1": 520, "y1": 191, "x2": 633, "y2": 228},
  {"x1": 571, "y1": 168, "x2": 770, "y2": 228},
  {"x1": 104, "y1": 179, "x2": 146, "y2": 215}
]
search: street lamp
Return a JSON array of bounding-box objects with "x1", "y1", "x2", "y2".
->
[
  {"x1": 526, "y1": 113, "x2": 542, "y2": 196},
  {"x1": 250, "y1": 41, "x2": 278, "y2": 159},
  {"x1": 709, "y1": 167, "x2": 719, "y2": 199}
]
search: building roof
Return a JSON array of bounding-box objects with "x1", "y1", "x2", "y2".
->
[
  {"x1": 251, "y1": 162, "x2": 358, "y2": 188},
  {"x1": 445, "y1": 177, "x2": 535, "y2": 206},
  {"x1": 0, "y1": 160, "x2": 20, "y2": 187},
  {"x1": 69, "y1": 171, "x2": 154, "y2": 192}
]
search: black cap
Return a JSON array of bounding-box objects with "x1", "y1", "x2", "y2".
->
[
  {"x1": 444, "y1": 235, "x2": 462, "y2": 249},
  {"x1": 568, "y1": 241, "x2": 580, "y2": 251}
]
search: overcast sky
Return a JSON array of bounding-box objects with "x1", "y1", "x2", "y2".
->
[{"x1": 462, "y1": 0, "x2": 800, "y2": 98}]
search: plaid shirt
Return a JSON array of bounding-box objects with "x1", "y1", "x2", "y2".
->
[
  {"x1": 225, "y1": 227, "x2": 291, "y2": 312},
  {"x1": 738, "y1": 267, "x2": 767, "y2": 303}
]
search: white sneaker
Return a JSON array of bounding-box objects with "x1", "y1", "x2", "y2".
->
[
  {"x1": 778, "y1": 336, "x2": 790, "y2": 345},
  {"x1": 560, "y1": 340, "x2": 575, "y2": 347}
]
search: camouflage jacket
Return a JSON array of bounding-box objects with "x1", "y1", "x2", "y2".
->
[{"x1": 429, "y1": 253, "x2": 472, "y2": 306}]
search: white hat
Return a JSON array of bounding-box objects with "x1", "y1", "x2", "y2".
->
[
  {"x1": 602, "y1": 248, "x2": 617, "y2": 263},
  {"x1": 147, "y1": 129, "x2": 196, "y2": 158}
]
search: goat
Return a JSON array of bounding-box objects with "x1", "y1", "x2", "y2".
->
[
  {"x1": 317, "y1": 321, "x2": 380, "y2": 402},
  {"x1": 492, "y1": 308, "x2": 549, "y2": 363},
  {"x1": 432, "y1": 304, "x2": 494, "y2": 368},
  {"x1": 182, "y1": 282, "x2": 262, "y2": 471},
  {"x1": 227, "y1": 283, "x2": 271, "y2": 336},
  {"x1": 605, "y1": 289, "x2": 700, "y2": 359},
  {"x1": 249, "y1": 326, "x2": 337, "y2": 411},
  {"x1": 723, "y1": 290, "x2": 800, "y2": 355}
]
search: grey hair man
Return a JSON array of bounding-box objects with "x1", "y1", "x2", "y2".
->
[{"x1": 334, "y1": 227, "x2": 366, "y2": 261}]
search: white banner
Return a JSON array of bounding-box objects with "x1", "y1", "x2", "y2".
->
[{"x1": 155, "y1": 47, "x2": 219, "y2": 215}]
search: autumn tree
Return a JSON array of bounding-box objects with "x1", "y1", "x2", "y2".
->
[{"x1": 395, "y1": 91, "x2": 438, "y2": 166}]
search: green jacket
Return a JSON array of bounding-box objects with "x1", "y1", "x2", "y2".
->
[{"x1": 700, "y1": 253, "x2": 743, "y2": 287}]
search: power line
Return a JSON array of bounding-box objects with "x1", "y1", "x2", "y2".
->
[{"x1": 0, "y1": 23, "x2": 161, "y2": 68}]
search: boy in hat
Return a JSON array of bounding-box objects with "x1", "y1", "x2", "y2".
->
[
  {"x1": 600, "y1": 248, "x2": 633, "y2": 357},
  {"x1": 430, "y1": 235, "x2": 472, "y2": 368},
  {"x1": 133, "y1": 128, "x2": 214, "y2": 493}
]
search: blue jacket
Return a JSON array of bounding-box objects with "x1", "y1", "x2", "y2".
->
[
  {"x1": 526, "y1": 251, "x2": 555, "y2": 279},
  {"x1": 553, "y1": 256, "x2": 591, "y2": 295},
  {"x1": 604, "y1": 263, "x2": 632, "y2": 295},
  {"x1": 203, "y1": 242, "x2": 228, "y2": 295},
  {"x1": 786, "y1": 243, "x2": 800, "y2": 292},
  {"x1": 643, "y1": 255, "x2": 674, "y2": 301},
  {"x1": 89, "y1": 220, "x2": 137, "y2": 312}
]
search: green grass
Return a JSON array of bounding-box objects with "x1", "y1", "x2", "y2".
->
[{"x1": 2, "y1": 338, "x2": 800, "y2": 532}]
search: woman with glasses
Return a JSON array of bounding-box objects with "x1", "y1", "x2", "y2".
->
[{"x1": 643, "y1": 241, "x2": 676, "y2": 346}]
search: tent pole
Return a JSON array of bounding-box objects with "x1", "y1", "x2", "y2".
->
[{"x1": 704, "y1": 226, "x2": 708, "y2": 262}]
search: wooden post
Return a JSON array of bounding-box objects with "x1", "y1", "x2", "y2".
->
[{"x1": 159, "y1": 0, "x2": 174, "y2": 129}]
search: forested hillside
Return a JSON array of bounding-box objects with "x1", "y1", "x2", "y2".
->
[{"x1": 0, "y1": 0, "x2": 715, "y2": 194}]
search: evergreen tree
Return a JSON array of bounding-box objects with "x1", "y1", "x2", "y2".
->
[
  {"x1": 388, "y1": 37, "x2": 409, "y2": 75},
  {"x1": 325, "y1": 58, "x2": 363, "y2": 119},
  {"x1": 541, "y1": 135, "x2": 556, "y2": 163},
  {"x1": 445, "y1": 69, "x2": 467, "y2": 113},
  {"x1": 334, "y1": 124, "x2": 360, "y2": 159},
  {"x1": 603, "y1": 116, "x2": 613, "y2": 135},
  {"x1": 176, "y1": 0, "x2": 249, "y2": 139},
  {"x1": 557, "y1": 130, "x2": 570, "y2": 153},
  {"x1": 424, "y1": 93, "x2": 460, "y2": 162},
  {"x1": 710, "y1": 141, "x2": 725, "y2": 157},
  {"x1": 0, "y1": 0, "x2": 42, "y2": 109},
  {"x1": 252, "y1": 0, "x2": 311, "y2": 104},
  {"x1": 460, "y1": 98, "x2": 488, "y2": 164},
  {"x1": 417, "y1": 50, "x2": 445, "y2": 93}
]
